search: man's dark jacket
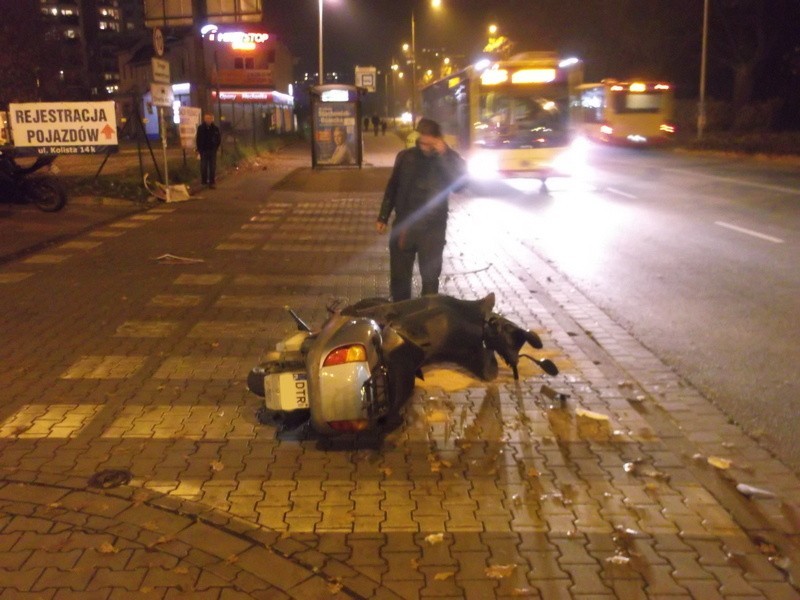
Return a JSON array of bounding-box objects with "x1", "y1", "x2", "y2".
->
[
  {"x1": 378, "y1": 144, "x2": 466, "y2": 232},
  {"x1": 195, "y1": 122, "x2": 221, "y2": 153}
]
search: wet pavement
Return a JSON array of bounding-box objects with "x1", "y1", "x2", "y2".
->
[{"x1": 0, "y1": 133, "x2": 799, "y2": 598}]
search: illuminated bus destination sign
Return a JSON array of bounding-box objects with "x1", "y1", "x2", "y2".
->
[{"x1": 8, "y1": 101, "x2": 118, "y2": 154}]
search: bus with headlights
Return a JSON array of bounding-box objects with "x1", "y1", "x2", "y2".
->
[
  {"x1": 575, "y1": 79, "x2": 675, "y2": 146},
  {"x1": 420, "y1": 52, "x2": 584, "y2": 184}
]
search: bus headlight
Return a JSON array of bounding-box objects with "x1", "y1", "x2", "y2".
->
[
  {"x1": 468, "y1": 152, "x2": 499, "y2": 179},
  {"x1": 551, "y1": 137, "x2": 590, "y2": 176}
]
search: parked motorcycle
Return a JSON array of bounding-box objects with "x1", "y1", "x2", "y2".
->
[
  {"x1": 247, "y1": 293, "x2": 559, "y2": 435},
  {"x1": 0, "y1": 147, "x2": 67, "y2": 212}
]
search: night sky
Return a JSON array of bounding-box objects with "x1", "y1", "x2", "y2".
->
[
  {"x1": 262, "y1": 0, "x2": 800, "y2": 104},
  {"x1": 263, "y1": 1, "x2": 705, "y2": 86}
]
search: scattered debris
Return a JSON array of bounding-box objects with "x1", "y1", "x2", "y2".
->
[
  {"x1": 485, "y1": 564, "x2": 516, "y2": 579},
  {"x1": 736, "y1": 483, "x2": 776, "y2": 499},
  {"x1": 707, "y1": 456, "x2": 732, "y2": 470},
  {"x1": 210, "y1": 460, "x2": 225, "y2": 472},
  {"x1": 425, "y1": 533, "x2": 445, "y2": 545},
  {"x1": 87, "y1": 469, "x2": 132, "y2": 489},
  {"x1": 155, "y1": 254, "x2": 205, "y2": 265},
  {"x1": 575, "y1": 408, "x2": 610, "y2": 421},
  {"x1": 144, "y1": 173, "x2": 192, "y2": 202},
  {"x1": 605, "y1": 555, "x2": 631, "y2": 566},
  {"x1": 97, "y1": 542, "x2": 120, "y2": 554},
  {"x1": 434, "y1": 572, "x2": 455, "y2": 581},
  {"x1": 540, "y1": 384, "x2": 569, "y2": 403},
  {"x1": 327, "y1": 579, "x2": 344, "y2": 594}
]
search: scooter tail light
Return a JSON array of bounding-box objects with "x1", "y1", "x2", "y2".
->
[
  {"x1": 327, "y1": 419, "x2": 370, "y2": 433},
  {"x1": 322, "y1": 344, "x2": 367, "y2": 366}
]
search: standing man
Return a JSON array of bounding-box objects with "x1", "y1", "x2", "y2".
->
[
  {"x1": 196, "y1": 113, "x2": 221, "y2": 189},
  {"x1": 376, "y1": 118, "x2": 466, "y2": 301}
]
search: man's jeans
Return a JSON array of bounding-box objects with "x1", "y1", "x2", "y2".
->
[
  {"x1": 389, "y1": 225, "x2": 446, "y2": 301},
  {"x1": 200, "y1": 151, "x2": 217, "y2": 184}
]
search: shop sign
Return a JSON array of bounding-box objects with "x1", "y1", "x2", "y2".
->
[
  {"x1": 8, "y1": 101, "x2": 117, "y2": 154},
  {"x1": 215, "y1": 69, "x2": 273, "y2": 87}
]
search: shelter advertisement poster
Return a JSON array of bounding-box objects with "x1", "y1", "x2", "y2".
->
[{"x1": 313, "y1": 102, "x2": 357, "y2": 166}]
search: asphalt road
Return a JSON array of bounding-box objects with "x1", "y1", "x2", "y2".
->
[{"x1": 470, "y1": 146, "x2": 800, "y2": 473}]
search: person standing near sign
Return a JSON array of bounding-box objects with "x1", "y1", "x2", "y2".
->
[
  {"x1": 375, "y1": 117, "x2": 466, "y2": 301},
  {"x1": 195, "y1": 113, "x2": 221, "y2": 188}
]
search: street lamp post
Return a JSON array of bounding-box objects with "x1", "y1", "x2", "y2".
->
[
  {"x1": 411, "y1": 9, "x2": 417, "y2": 126},
  {"x1": 409, "y1": 0, "x2": 442, "y2": 128},
  {"x1": 698, "y1": 0, "x2": 709, "y2": 139},
  {"x1": 318, "y1": 0, "x2": 324, "y2": 85}
]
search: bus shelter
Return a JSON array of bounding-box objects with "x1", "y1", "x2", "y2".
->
[{"x1": 310, "y1": 84, "x2": 364, "y2": 168}]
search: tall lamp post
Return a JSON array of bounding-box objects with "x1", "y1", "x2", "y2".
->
[
  {"x1": 698, "y1": 0, "x2": 709, "y2": 139},
  {"x1": 318, "y1": 0, "x2": 324, "y2": 85},
  {"x1": 409, "y1": 0, "x2": 442, "y2": 127}
]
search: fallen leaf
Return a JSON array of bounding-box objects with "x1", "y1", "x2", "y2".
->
[
  {"x1": 210, "y1": 460, "x2": 225, "y2": 472},
  {"x1": 328, "y1": 580, "x2": 344, "y2": 594},
  {"x1": 434, "y1": 571, "x2": 455, "y2": 581},
  {"x1": 527, "y1": 468, "x2": 540, "y2": 478},
  {"x1": 141, "y1": 521, "x2": 161, "y2": 532},
  {"x1": 425, "y1": 533, "x2": 445, "y2": 545},
  {"x1": 173, "y1": 566, "x2": 189, "y2": 575},
  {"x1": 707, "y1": 456, "x2": 732, "y2": 470},
  {"x1": 575, "y1": 408, "x2": 610, "y2": 421},
  {"x1": 380, "y1": 467, "x2": 393, "y2": 477},
  {"x1": 97, "y1": 542, "x2": 119, "y2": 554},
  {"x1": 511, "y1": 588, "x2": 535, "y2": 597},
  {"x1": 225, "y1": 554, "x2": 239, "y2": 564},
  {"x1": 410, "y1": 558, "x2": 420, "y2": 569},
  {"x1": 485, "y1": 564, "x2": 516, "y2": 579}
]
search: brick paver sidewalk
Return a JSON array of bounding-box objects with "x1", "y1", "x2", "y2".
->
[{"x1": 0, "y1": 133, "x2": 798, "y2": 598}]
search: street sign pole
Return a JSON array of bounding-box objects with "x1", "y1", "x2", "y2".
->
[{"x1": 160, "y1": 107, "x2": 170, "y2": 202}]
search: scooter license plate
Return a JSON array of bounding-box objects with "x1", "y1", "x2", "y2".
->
[{"x1": 264, "y1": 371, "x2": 309, "y2": 411}]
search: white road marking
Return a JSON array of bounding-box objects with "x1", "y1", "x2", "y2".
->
[
  {"x1": 665, "y1": 168, "x2": 800, "y2": 196},
  {"x1": 714, "y1": 221, "x2": 785, "y2": 244},
  {"x1": 607, "y1": 187, "x2": 637, "y2": 199}
]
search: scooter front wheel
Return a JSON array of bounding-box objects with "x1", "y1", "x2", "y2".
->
[{"x1": 26, "y1": 177, "x2": 67, "y2": 212}]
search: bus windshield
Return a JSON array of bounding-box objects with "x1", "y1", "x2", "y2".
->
[{"x1": 475, "y1": 88, "x2": 569, "y2": 149}]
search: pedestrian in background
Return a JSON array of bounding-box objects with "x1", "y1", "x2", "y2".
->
[
  {"x1": 381, "y1": 120, "x2": 388, "y2": 136},
  {"x1": 371, "y1": 114, "x2": 380, "y2": 137},
  {"x1": 363, "y1": 116, "x2": 370, "y2": 133},
  {"x1": 196, "y1": 113, "x2": 221, "y2": 189},
  {"x1": 375, "y1": 118, "x2": 466, "y2": 301}
]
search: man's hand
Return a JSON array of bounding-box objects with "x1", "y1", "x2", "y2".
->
[
  {"x1": 432, "y1": 137, "x2": 447, "y2": 155},
  {"x1": 376, "y1": 221, "x2": 387, "y2": 234}
]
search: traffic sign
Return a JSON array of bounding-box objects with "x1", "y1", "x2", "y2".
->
[
  {"x1": 151, "y1": 58, "x2": 170, "y2": 84},
  {"x1": 355, "y1": 66, "x2": 377, "y2": 93},
  {"x1": 8, "y1": 101, "x2": 118, "y2": 155},
  {"x1": 150, "y1": 82, "x2": 174, "y2": 108},
  {"x1": 153, "y1": 27, "x2": 165, "y2": 56}
]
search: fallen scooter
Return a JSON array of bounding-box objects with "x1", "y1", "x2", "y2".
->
[{"x1": 247, "y1": 293, "x2": 559, "y2": 436}]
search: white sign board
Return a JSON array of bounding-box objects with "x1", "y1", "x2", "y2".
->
[
  {"x1": 150, "y1": 82, "x2": 174, "y2": 107},
  {"x1": 355, "y1": 66, "x2": 377, "y2": 93},
  {"x1": 8, "y1": 101, "x2": 118, "y2": 154},
  {"x1": 151, "y1": 57, "x2": 170, "y2": 84},
  {"x1": 178, "y1": 106, "x2": 201, "y2": 150}
]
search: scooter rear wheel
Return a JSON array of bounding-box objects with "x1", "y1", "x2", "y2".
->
[{"x1": 26, "y1": 177, "x2": 67, "y2": 212}]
